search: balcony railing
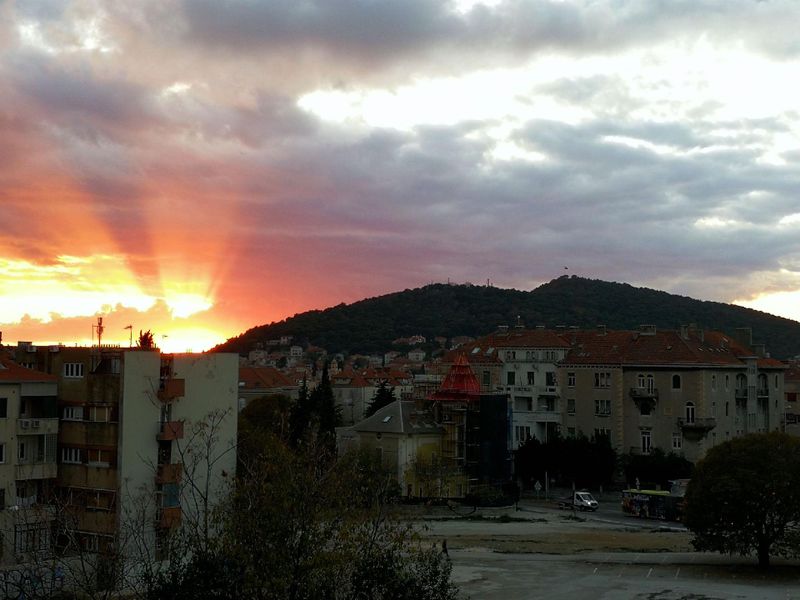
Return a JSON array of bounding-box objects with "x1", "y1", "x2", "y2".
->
[
  {"x1": 677, "y1": 417, "x2": 716, "y2": 433},
  {"x1": 16, "y1": 418, "x2": 59, "y2": 435},
  {"x1": 157, "y1": 507, "x2": 182, "y2": 529},
  {"x1": 157, "y1": 378, "x2": 185, "y2": 402},
  {"x1": 630, "y1": 387, "x2": 659, "y2": 399},
  {"x1": 15, "y1": 462, "x2": 58, "y2": 480},
  {"x1": 157, "y1": 421, "x2": 184, "y2": 441},
  {"x1": 156, "y1": 463, "x2": 183, "y2": 484}
]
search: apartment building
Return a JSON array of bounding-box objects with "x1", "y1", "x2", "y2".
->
[
  {"x1": 0, "y1": 356, "x2": 59, "y2": 564},
  {"x1": 559, "y1": 326, "x2": 785, "y2": 462},
  {"x1": 443, "y1": 326, "x2": 570, "y2": 449},
  {"x1": 7, "y1": 343, "x2": 238, "y2": 586}
]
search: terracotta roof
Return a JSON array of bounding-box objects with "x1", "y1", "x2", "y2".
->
[
  {"x1": 239, "y1": 367, "x2": 294, "y2": 390},
  {"x1": 0, "y1": 357, "x2": 56, "y2": 383},
  {"x1": 561, "y1": 328, "x2": 785, "y2": 369}
]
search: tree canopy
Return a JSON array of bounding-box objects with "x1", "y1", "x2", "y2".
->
[
  {"x1": 364, "y1": 379, "x2": 396, "y2": 418},
  {"x1": 213, "y1": 277, "x2": 800, "y2": 358},
  {"x1": 684, "y1": 432, "x2": 800, "y2": 568}
]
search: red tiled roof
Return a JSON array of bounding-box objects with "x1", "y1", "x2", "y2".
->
[
  {"x1": 561, "y1": 328, "x2": 784, "y2": 369},
  {"x1": 239, "y1": 367, "x2": 293, "y2": 390},
  {"x1": 0, "y1": 357, "x2": 56, "y2": 382}
]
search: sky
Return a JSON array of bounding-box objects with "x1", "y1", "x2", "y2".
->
[{"x1": 1, "y1": 0, "x2": 800, "y2": 352}]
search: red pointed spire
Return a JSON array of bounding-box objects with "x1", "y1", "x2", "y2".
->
[{"x1": 433, "y1": 353, "x2": 480, "y2": 401}]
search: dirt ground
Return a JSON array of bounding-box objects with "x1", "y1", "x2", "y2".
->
[{"x1": 426, "y1": 527, "x2": 693, "y2": 554}]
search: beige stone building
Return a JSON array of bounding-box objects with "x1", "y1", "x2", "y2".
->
[{"x1": 559, "y1": 326, "x2": 785, "y2": 462}]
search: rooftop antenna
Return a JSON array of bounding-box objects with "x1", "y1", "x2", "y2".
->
[
  {"x1": 124, "y1": 325, "x2": 133, "y2": 348},
  {"x1": 93, "y1": 317, "x2": 104, "y2": 347}
]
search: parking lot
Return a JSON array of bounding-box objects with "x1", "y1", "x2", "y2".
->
[{"x1": 413, "y1": 499, "x2": 800, "y2": 599}]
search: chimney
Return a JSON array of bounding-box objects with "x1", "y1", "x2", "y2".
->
[
  {"x1": 680, "y1": 325, "x2": 689, "y2": 340},
  {"x1": 640, "y1": 325, "x2": 656, "y2": 336}
]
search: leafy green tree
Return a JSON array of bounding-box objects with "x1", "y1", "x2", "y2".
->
[
  {"x1": 684, "y1": 432, "x2": 800, "y2": 568},
  {"x1": 289, "y1": 379, "x2": 313, "y2": 447},
  {"x1": 365, "y1": 379, "x2": 397, "y2": 418},
  {"x1": 312, "y1": 363, "x2": 340, "y2": 452}
]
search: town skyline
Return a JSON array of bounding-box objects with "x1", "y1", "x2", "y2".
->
[{"x1": 2, "y1": 0, "x2": 800, "y2": 351}]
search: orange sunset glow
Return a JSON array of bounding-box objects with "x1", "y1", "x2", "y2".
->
[{"x1": 2, "y1": 0, "x2": 800, "y2": 353}]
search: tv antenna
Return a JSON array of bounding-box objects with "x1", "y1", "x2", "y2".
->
[{"x1": 93, "y1": 317, "x2": 105, "y2": 347}]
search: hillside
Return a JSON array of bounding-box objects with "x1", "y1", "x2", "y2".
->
[{"x1": 213, "y1": 276, "x2": 800, "y2": 359}]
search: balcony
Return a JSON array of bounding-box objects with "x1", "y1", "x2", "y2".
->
[
  {"x1": 539, "y1": 386, "x2": 559, "y2": 398},
  {"x1": 157, "y1": 421, "x2": 184, "y2": 441},
  {"x1": 757, "y1": 388, "x2": 769, "y2": 398},
  {"x1": 157, "y1": 506, "x2": 182, "y2": 529},
  {"x1": 677, "y1": 417, "x2": 716, "y2": 440},
  {"x1": 157, "y1": 378, "x2": 185, "y2": 402},
  {"x1": 630, "y1": 388, "x2": 658, "y2": 414},
  {"x1": 630, "y1": 387, "x2": 659, "y2": 400},
  {"x1": 156, "y1": 463, "x2": 183, "y2": 484},
  {"x1": 16, "y1": 418, "x2": 59, "y2": 435},
  {"x1": 15, "y1": 462, "x2": 57, "y2": 480},
  {"x1": 533, "y1": 408, "x2": 561, "y2": 423}
]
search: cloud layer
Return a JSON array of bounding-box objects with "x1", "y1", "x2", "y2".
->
[{"x1": 2, "y1": 0, "x2": 800, "y2": 349}]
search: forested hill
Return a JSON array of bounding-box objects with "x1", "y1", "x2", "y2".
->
[{"x1": 213, "y1": 276, "x2": 800, "y2": 359}]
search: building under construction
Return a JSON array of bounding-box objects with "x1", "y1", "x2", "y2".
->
[{"x1": 429, "y1": 354, "x2": 511, "y2": 495}]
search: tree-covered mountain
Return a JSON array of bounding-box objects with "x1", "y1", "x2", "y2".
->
[{"x1": 213, "y1": 276, "x2": 800, "y2": 359}]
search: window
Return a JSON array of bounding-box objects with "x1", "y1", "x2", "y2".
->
[
  {"x1": 89, "y1": 406, "x2": 110, "y2": 422},
  {"x1": 160, "y1": 403, "x2": 172, "y2": 424},
  {"x1": 637, "y1": 373, "x2": 645, "y2": 389},
  {"x1": 63, "y1": 363, "x2": 84, "y2": 378},
  {"x1": 18, "y1": 441, "x2": 26, "y2": 461},
  {"x1": 594, "y1": 371, "x2": 611, "y2": 388},
  {"x1": 672, "y1": 374, "x2": 681, "y2": 390},
  {"x1": 641, "y1": 430, "x2": 652, "y2": 454},
  {"x1": 567, "y1": 398, "x2": 575, "y2": 415},
  {"x1": 711, "y1": 401, "x2": 716, "y2": 417},
  {"x1": 546, "y1": 372, "x2": 556, "y2": 387},
  {"x1": 593, "y1": 428, "x2": 611, "y2": 442},
  {"x1": 61, "y1": 448, "x2": 81, "y2": 464},
  {"x1": 482, "y1": 371, "x2": 490, "y2": 386},
  {"x1": 514, "y1": 397, "x2": 533, "y2": 412},
  {"x1": 63, "y1": 406, "x2": 84, "y2": 421},
  {"x1": 672, "y1": 433, "x2": 682, "y2": 450},
  {"x1": 711, "y1": 375, "x2": 716, "y2": 391},
  {"x1": 725, "y1": 375, "x2": 730, "y2": 391},
  {"x1": 0, "y1": 443, "x2": 4, "y2": 463},
  {"x1": 506, "y1": 371, "x2": 515, "y2": 386},
  {"x1": 0, "y1": 398, "x2": 6, "y2": 418},
  {"x1": 685, "y1": 402, "x2": 695, "y2": 424},
  {"x1": 775, "y1": 375, "x2": 779, "y2": 389},
  {"x1": 567, "y1": 372, "x2": 575, "y2": 388},
  {"x1": 725, "y1": 402, "x2": 729, "y2": 417},
  {"x1": 87, "y1": 449, "x2": 111, "y2": 467},
  {"x1": 594, "y1": 399, "x2": 611, "y2": 416},
  {"x1": 527, "y1": 371, "x2": 535, "y2": 385}
]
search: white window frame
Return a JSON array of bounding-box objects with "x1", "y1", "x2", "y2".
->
[
  {"x1": 685, "y1": 402, "x2": 695, "y2": 424},
  {"x1": 89, "y1": 406, "x2": 110, "y2": 423},
  {"x1": 61, "y1": 448, "x2": 82, "y2": 464},
  {"x1": 63, "y1": 363, "x2": 85, "y2": 378},
  {"x1": 594, "y1": 399, "x2": 611, "y2": 416},
  {"x1": 63, "y1": 406, "x2": 84, "y2": 421},
  {"x1": 641, "y1": 431, "x2": 652, "y2": 455},
  {"x1": 672, "y1": 433, "x2": 682, "y2": 450}
]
